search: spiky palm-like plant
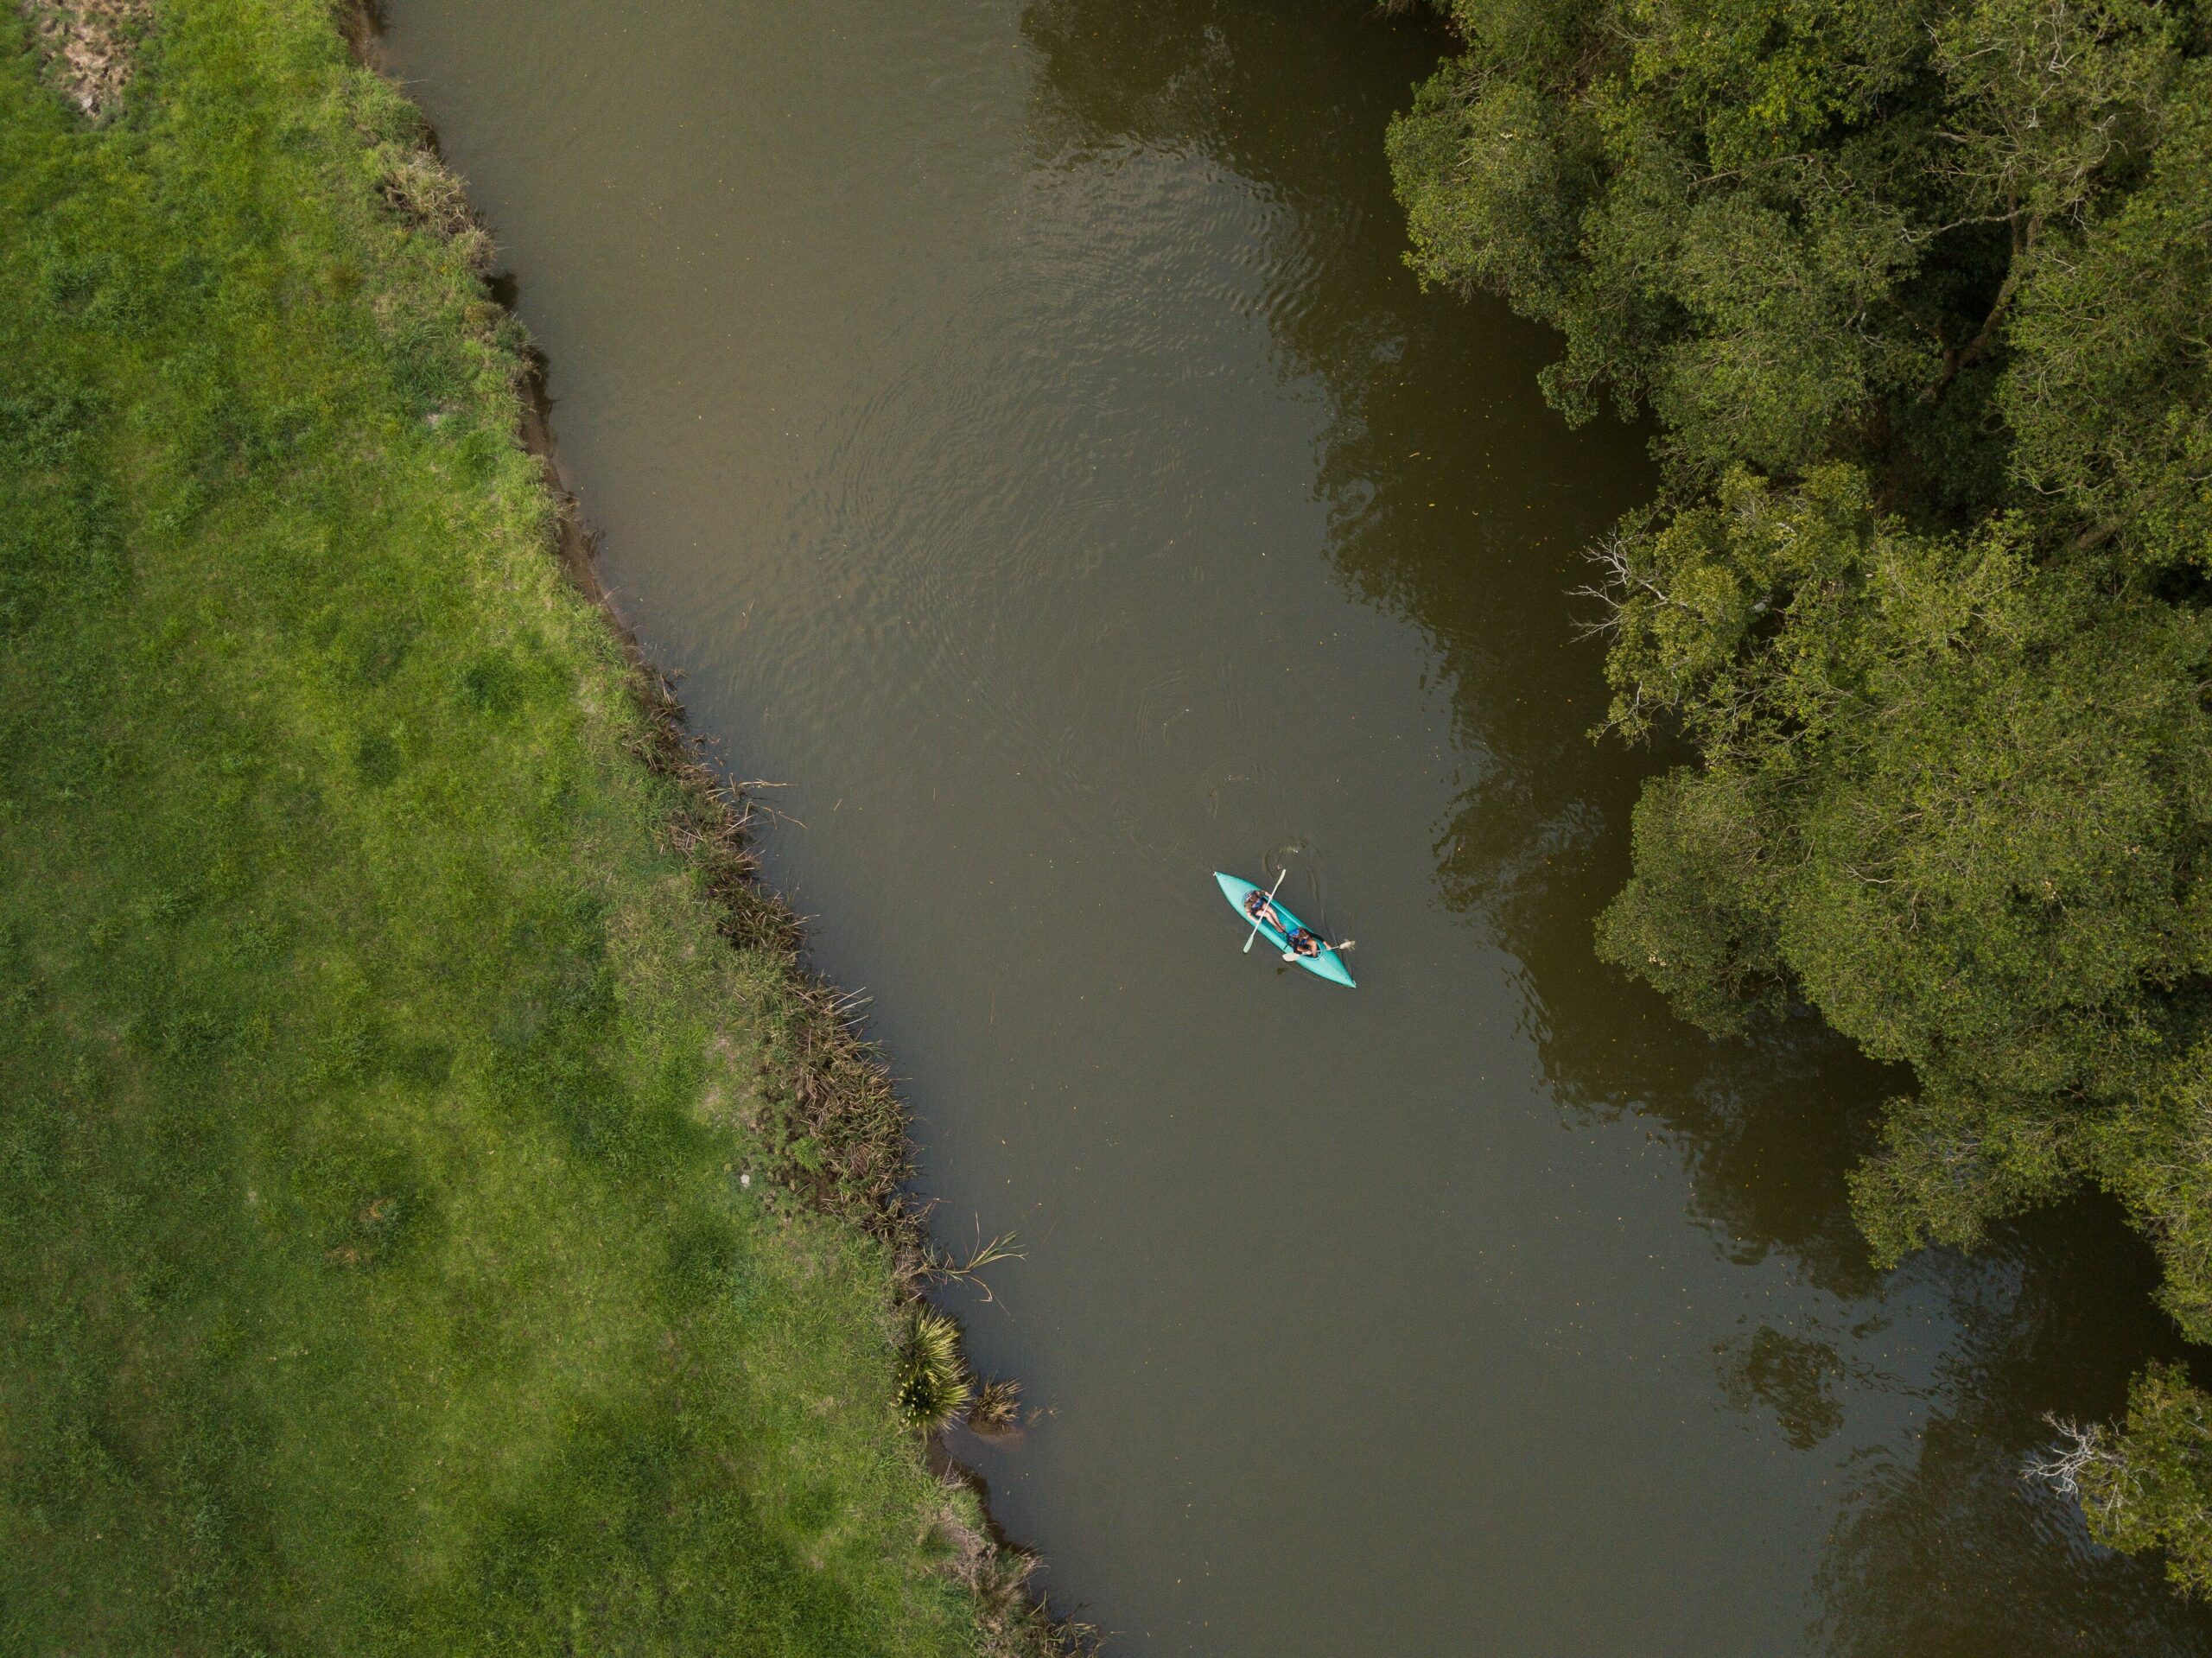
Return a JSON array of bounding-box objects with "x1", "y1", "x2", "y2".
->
[{"x1": 897, "y1": 1308, "x2": 971, "y2": 1431}]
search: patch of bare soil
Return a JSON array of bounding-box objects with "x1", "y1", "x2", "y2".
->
[{"x1": 19, "y1": 0, "x2": 150, "y2": 122}]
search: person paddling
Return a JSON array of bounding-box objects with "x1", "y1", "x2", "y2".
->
[{"x1": 1213, "y1": 870, "x2": 1357, "y2": 987}]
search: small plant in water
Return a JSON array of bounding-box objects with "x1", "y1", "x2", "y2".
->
[
  {"x1": 926, "y1": 1224, "x2": 1025, "y2": 1303},
  {"x1": 897, "y1": 1307, "x2": 971, "y2": 1431},
  {"x1": 967, "y1": 1376, "x2": 1022, "y2": 1433}
]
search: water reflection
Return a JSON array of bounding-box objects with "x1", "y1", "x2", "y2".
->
[
  {"x1": 1719, "y1": 1325, "x2": 1854, "y2": 1451},
  {"x1": 1023, "y1": 0, "x2": 2212, "y2": 1647},
  {"x1": 1815, "y1": 1208, "x2": 2208, "y2": 1655}
]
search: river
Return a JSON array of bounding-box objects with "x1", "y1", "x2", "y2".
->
[{"x1": 377, "y1": 3, "x2": 2212, "y2": 1652}]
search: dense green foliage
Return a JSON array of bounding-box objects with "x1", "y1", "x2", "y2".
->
[
  {"x1": 0, "y1": 3, "x2": 1013, "y2": 1648},
  {"x1": 1390, "y1": 0, "x2": 2212, "y2": 1592}
]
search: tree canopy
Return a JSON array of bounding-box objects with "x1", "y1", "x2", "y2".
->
[
  {"x1": 1394, "y1": 0, "x2": 2210, "y2": 525},
  {"x1": 1392, "y1": 0, "x2": 2212, "y2": 1594}
]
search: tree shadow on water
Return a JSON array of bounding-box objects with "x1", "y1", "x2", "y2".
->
[
  {"x1": 1021, "y1": 1, "x2": 2212, "y2": 1648},
  {"x1": 1809, "y1": 1204, "x2": 2212, "y2": 1656}
]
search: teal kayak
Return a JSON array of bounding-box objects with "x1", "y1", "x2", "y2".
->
[{"x1": 1214, "y1": 872, "x2": 1356, "y2": 988}]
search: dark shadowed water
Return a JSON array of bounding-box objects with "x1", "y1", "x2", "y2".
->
[{"x1": 378, "y1": 3, "x2": 2212, "y2": 1652}]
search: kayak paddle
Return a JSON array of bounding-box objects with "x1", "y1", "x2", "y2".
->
[{"x1": 1243, "y1": 867, "x2": 1287, "y2": 953}]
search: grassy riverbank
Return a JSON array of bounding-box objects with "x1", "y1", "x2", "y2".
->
[{"x1": 0, "y1": 2, "x2": 1040, "y2": 1648}]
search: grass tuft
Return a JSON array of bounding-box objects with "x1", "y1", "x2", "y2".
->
[
  {"x1": 899, "y1": 1308, "x2": 975, "y2": 1432},
  {"x1": 967, "y1": 1377, "x2": 1024, "y2": 1433}
]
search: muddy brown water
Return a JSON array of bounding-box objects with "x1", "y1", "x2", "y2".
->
[{"x1": 378, "y1": 3, "x2": 2212, "y2": 1652}]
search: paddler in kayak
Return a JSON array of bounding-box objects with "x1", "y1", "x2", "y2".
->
[
  {"x1": 1281, "y1": 926, "x2": 1325, "y2": 962},
  {"x1": 1243, "y1": 889, "x2": 1285, "y2": 931}
]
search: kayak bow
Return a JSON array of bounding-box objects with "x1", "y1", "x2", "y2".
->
[{"x1": 1214, "y1": 872, "x2": 1356, "y2": 988}]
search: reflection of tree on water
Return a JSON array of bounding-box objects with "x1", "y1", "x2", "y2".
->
[
  {"x1": 1719, "y1": 1325, "x2": 1853, "y2": 1451},
  {"x1": 1021, "y1": 0, "x2": 2212, "y2": 1646},
  {"x1": 1814, "y1": 1207, "x2": 2209, "y2": 1656}
]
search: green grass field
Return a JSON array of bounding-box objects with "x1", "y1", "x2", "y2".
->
[{"x1": 0, "y1": 3, "x2": 1013, "y2": 1649}]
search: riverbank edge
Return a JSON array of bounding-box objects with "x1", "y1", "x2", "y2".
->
[{"x1": 329, "y1": 4, "x2": 1084, "y2": 1648}]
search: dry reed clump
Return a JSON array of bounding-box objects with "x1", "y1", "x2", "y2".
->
[
  {"x1": 929, "y1": 1471, "x2": 1096, "y2": 1658},
  {"x1": 621, "y1": 651, "x2": 1090, "y2": 1658},
  {"x1": 18, "y1": 0, "x2": 150, "y2": 121},
  {"x1": 966, "y1": 1377, "x2": 1023, "y2": 1434},
  {"x1": 622, "y1": 661, "x2": 925, "y2": 1238},
  {"x1": 330, "y1": 22, "x2": 498, "y2": 276},
  {"x1": 373, "y1": 145, "x2": 497, "y2": 273}
]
